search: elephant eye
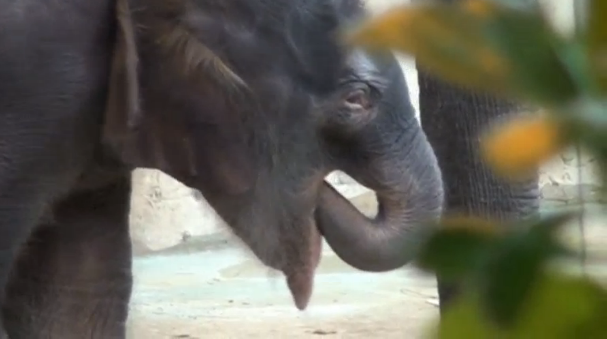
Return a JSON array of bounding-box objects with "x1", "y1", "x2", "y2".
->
[
  {"x1": 345, "y1": 88, "x2": 369, "y2": 108},
  {"x1": 344, "y1": 82, "x2": 381, "y2": 109}
]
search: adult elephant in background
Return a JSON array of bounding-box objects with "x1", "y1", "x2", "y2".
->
[
  {"x1": 417, "y1": 0, "x2": 540, "y2": 314},
  {"x1": 0, "y1": 0, "x2": 443, "y2": 337}
]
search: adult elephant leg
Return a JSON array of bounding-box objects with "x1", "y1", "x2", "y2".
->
[
  {"x1": 2, "y1": 176, "x2": 133, "y2": 338},
  {"x1": 417, "y1": 69, "x2": 540, "y2": 313}
]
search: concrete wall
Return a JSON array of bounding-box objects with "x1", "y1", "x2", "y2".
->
[{"x1": 129, "y1": 0, "x2": 599, "y2": 254}]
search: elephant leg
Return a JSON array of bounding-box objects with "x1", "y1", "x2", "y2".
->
[
  {"x1": 0, "y1": 177, "x2": 64, "y2": 338},
  {"x1": 2, "y1": 177, "x2": 133, "y2": 339},
  {"x1": 418, "y1": 69, "x2": 540, "y2": 312}
]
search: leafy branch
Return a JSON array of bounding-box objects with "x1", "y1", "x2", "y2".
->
[{"x1": 346, "y1": 0, "x2": 607, "y2": 337}]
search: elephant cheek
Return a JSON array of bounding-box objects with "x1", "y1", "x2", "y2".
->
[
  {"x1": 180, "y1": 135, "x2": 255, "y2": 195},
  {"x1": 201, "y1": 155, "x2": 254, "y2": 195}
]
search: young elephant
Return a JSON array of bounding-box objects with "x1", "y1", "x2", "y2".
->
[{"x1": 0, "y1": 0, "x2": 444, "y2": 337}]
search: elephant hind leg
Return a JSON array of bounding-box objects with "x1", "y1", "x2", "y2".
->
[{"x1": 2, "y1": 177, "x2": 133, "y2": 339}]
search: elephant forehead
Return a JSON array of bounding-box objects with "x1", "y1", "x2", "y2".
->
[{"x1": 180, "y1": 0, "x2": 347, "y2": 93}]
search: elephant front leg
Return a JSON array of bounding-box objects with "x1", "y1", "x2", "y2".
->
[
  {"x1": 0, "y1": 186, "x2": 56, "y2": 338},
  {"x1": 2, "y1": 178, "x2": 134, "y2": 339}
]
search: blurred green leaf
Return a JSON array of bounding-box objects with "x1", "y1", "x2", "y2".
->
[
  {"x1": 480, "y1": 3, "x2": 579, "y2": 105},
  {"x1": 586, "y1": 0, "x2": 607, "y2": 91},
  {"x1": 415, "y1": 218, "x2": 500, "y2": 282},
  {"x1": 432, "y1": 272, "x2": 607, "y2": 339},
  {"x1": 478, "y1": 211, "x2": 578, "y2": 327},
  {"x1": 510, "y1": 273, "x2": 607, "y2": 338},
  {"x1": 490, "y1": 0, "x2": 540, "y2": 11},
  {"x1": 430, "y1": 292, "x2": 499, "y2": 339}
]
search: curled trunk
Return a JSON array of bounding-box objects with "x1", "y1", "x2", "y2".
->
[{"x1": 316, "y1": 124, "x2": 444, "y2": 271}]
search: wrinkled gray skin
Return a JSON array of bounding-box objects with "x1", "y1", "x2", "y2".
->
[{"x1": 0, "y1": 0, "x2": 443, "y2": 337}]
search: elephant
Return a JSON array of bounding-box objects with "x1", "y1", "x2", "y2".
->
[
  {"x1": 0, "y1": 0, "x2": 444, "y2": 337},
  {"x1": 417, "y1": 0, "x2": 540, "y2": 313}
]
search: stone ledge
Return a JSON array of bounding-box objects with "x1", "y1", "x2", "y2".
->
[
  {"x1": 132, "y1": 190, "x2": 380, "y2": 257},
  {"x1": 541, "y1": 183, "x2": 604, "y2": 204}
]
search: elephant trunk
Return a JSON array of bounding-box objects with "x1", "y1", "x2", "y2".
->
[{"x1": 316, "y1": 118, "x2": 444, "y2": 272}]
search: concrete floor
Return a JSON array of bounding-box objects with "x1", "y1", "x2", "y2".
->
[
  {"x1": 126, "y1": 241, "x2": 439, "y2": 338},
  {"x1": 125, "y1": 199, "x2": 607, "y2": 339}
]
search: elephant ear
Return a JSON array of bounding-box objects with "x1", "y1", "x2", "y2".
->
[{"x1": 103, "y1": 0, "x2": 256, "y2": 195}]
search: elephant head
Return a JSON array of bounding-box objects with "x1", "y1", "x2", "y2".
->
[{"x1": 104, "y1": 0, "x2": 444, "y2": 310}]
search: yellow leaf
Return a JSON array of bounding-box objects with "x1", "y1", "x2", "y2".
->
[
  {"x1": 346, "y1": 3, "x2": 512, "y2": 95},
  {"x1": 462, "y1": 0, "x2": 499, "y2": 18},
  {"x1": 481, "y1": 115, "x2": 567, "y2": 179},
  {"x1": 348, "y1": 1, "x2": 578, "y2": 106}
]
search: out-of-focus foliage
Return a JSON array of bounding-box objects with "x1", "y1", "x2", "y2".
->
[
  {"x1": 347, "y1": 0, "x2": 607, "y2": 337},
  {"x1": 433, "y1": 271, "x2": 607, "y2": 339},
  {"x1": 481, "y1": 114, "x2": 568, "y2": 179},
  {"x1": 346, "y1": 0, "x2": 579, "y2": 106}
]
